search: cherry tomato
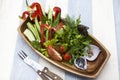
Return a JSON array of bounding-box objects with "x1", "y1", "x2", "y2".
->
[
  {"x1": 63, "y1": 53, "x2": 72, "y2": 61},
  {"x1": 59, "y1": 45, "x2": 66, "y2": 54}
]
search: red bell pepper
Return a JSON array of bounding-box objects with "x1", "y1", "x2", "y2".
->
[
  {"x1": 30, "y1": 2, "x2": 43, "y2": 20},
  {"x1": 20, "y1": 2, "x2": 43, "y2": 20},
  {"x1": 56, "y1": 22, "x2": 64, "y2": 30},
  {"x1": 48, "y1": 27, "x2": 58, "y2": 40},
  {"x1": 20, "y1": 11, "x2": 30, "y2": 20},
  {"x1": 40, "y1": 24, "x2": 49, "y2": 48},
  {"x1": 53, "y1": 7, "x2": 61, "y2": 20}
]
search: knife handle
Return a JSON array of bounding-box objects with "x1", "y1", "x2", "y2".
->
[
  {"x1": 37, "y1": 70, "x2": 49, "y2": 80},
  {"x1": 43, "y1": 67, "x2": 63, "y2": 80}
]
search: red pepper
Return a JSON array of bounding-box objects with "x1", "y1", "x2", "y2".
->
[
  {"x1": 48, "y1": 28, "x2": 53, "y2": 40},
  {"x1": 20, "y1": 11, "x2": 30, "y2": 20},
  {"x1": 30, "y1": 2, "x2": 43, "y2": 20},
  {"x1": 30, "y1": 10, "x2": 39, "y2": 20},
  {"x1": 56, "y1": 22, "x2": 64, "y2": 30},
  {"x1": 40, "y1": 24, "x2": 49, "y2": 48},
  {"x1": 53, "y1": 7, "x2": 61, "y2": 20},
  {"x1": 20, "y1": 2, "x2": 43, "y2": 20},
  {"x1": 48, "y1": 27, "x2": 57, "y2": 40},
  {"x1": 47, "y1": 22, "x2": 64, "y2": 40}
]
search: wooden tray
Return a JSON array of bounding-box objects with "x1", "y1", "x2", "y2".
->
[{"x1": 18, "y1": 17, "x2": 110, "y2": 78}]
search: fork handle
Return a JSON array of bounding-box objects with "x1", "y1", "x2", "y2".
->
[
  {"x1": 42, "y1": 67, "x2": 63, "y2": 80},
  {"x1": 37, "y1": 70, "x2": 49, "y2": 80}
]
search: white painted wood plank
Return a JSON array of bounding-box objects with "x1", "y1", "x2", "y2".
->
[
  {"x1": 92, "y1": 0, "x2": 119, "y2": 80},
  {"x1": 0, "y1": 0, "x2": 23, "y2": 80},
  {"x1": 113, "y1": 0, "x2": 120, "y2": 73}
]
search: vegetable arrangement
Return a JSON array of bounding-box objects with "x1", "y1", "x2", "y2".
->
[{"x1": 20, "y1": 1, "x2": 92, "y2": 65}]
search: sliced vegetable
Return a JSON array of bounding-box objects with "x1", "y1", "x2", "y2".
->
[
  {"x1": 40, "y1": 24, "x2": 49, "y2": 48},
  {"x1": 20, "y1": 1, "x2": 44, "y2": 20},
  {"x1": 35, "y1": 17, "x2": 40, "y2": 32},
  {"x1": 47, "y1": 45, "x2": 62, "y2": 61},
  {"x1": 27, "y1": 22, "x2": 40, "y2": 41},
  {"x1": 24, "y1": 29, "x2": 35, "y2": 41},
  {"x1": 30, "y1": 2, "x2": 43, "y2": 20},
  {"x1": 48, "y1": 7, "x2": 53, "y2": 25},
  {"x1": 19, "y1": 11, "x2": 30, "y2": 20},
  {"x1": 53, "y1": 7, "x2": 61, "y2": 20}
]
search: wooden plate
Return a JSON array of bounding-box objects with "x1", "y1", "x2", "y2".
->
[{"x1": 18, "y1": 17, "x2": 110, "y2": 78}]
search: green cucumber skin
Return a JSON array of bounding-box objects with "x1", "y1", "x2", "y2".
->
[{"x1": 27, "y1": 22, "x2": 40, "y2": 41}]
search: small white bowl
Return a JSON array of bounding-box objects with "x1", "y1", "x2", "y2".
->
[{"x1": 85, "y1": 45, "x2": 101, "y2": 61}]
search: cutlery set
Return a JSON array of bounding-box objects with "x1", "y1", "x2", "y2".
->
[{"x1": 18, "y1": 50, "x2": 63, "y2": 80}]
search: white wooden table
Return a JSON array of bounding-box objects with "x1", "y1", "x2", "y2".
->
[{"x1": 0, "y1": 0, "x2": 119, "y2": 80}]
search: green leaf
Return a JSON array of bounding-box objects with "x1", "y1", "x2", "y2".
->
[
  {"x1": 26, "y1": 0, "x2": 29, "y2": 7},
  {"x1": 26, "y1": 0, "x2": 31, "y2": 11},
  {"x1": 44, "y1": 39, "x2": 58, "y2": 47},
  {"x1": 56, "y1": 28, "x2": 64, "y2": 36},
  {"x1": 75, "y1": 16, "x2": 81, "y2": 26},
  {"x1": 40, "y1": 48, "x2": 49, "y2": 57},
  {"x1": 31, "y1": 41, "x2": 41, "y2": 51}
]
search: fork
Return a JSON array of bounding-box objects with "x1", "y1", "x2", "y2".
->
[{"x1": 18, "y1": 50, "x2": 49, "y2": 80}]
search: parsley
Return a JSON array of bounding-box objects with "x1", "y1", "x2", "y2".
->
[{"x1": 52, "y1": 15, "x2": 91, "y2": 64}]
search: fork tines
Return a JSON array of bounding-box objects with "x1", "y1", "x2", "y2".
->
[{"x1": 18, "y1": 50, "x2": 28, "y2": 60}]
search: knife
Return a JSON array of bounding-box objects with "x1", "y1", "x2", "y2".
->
[{"x1": 18, "y1": 50, "x2": 63, "y2": 80}]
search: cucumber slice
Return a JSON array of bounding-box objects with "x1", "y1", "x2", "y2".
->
[
  {"x1": 34, "y1": 24, "x2": 40, "y2": 41},
  {"x1": 27, "y1": 22, "x2": 40, "y2": 41},
  {"x1": 35, "y1": 17, "x2": 40, "y2": 32},
  {"x1": 24, "y1": 29, "x2": 35, "y2": 41},
  {"x1": 48, "y1": 8, "x2": 53, "y2": 21}
]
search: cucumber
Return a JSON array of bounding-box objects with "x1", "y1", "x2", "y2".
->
[
  {"x1": 24, "y1": 29, "x2": 35, "y2": 41},
  {"x1": 35, "y1": 17, "x2": 40, "y2": 32},
  {"x1": 27, "y1": 22, "x2": 40, "y2": 41},
  {"x1": 34, "y1": 24, "x2": 40, "y2": 41},
  {"x1": 48, "y1": 7, "x2": 53, "y2": 21}
]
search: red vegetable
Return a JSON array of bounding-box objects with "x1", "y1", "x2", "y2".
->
[
  {"x1": 40, "y1": 24, "x2": 49, "y2": 48},
  {"x1": 30, "y1": 2, "x2": 43, "y2": 20},
  {"x1": 56, "y1": 22, "x2": 64, "y2": 31},
  {"x1": 20, "y1": 2, "x2": 43, "y2": 20},
  {"x1": 47, "y1": 45, "x2": 62, "y2": 61},
  {"x1": 63, "y1": 53, "x2": 72, "y2": 61},
  {"x1": 58, "y1": 45, "x2": 67, "y2": 54},
  {"x1": 53, "y1": 7, "x2": 61, "y2": 20},
  {"x1": 20, "y1": 11, "x2": 30, "y2": 20}
]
